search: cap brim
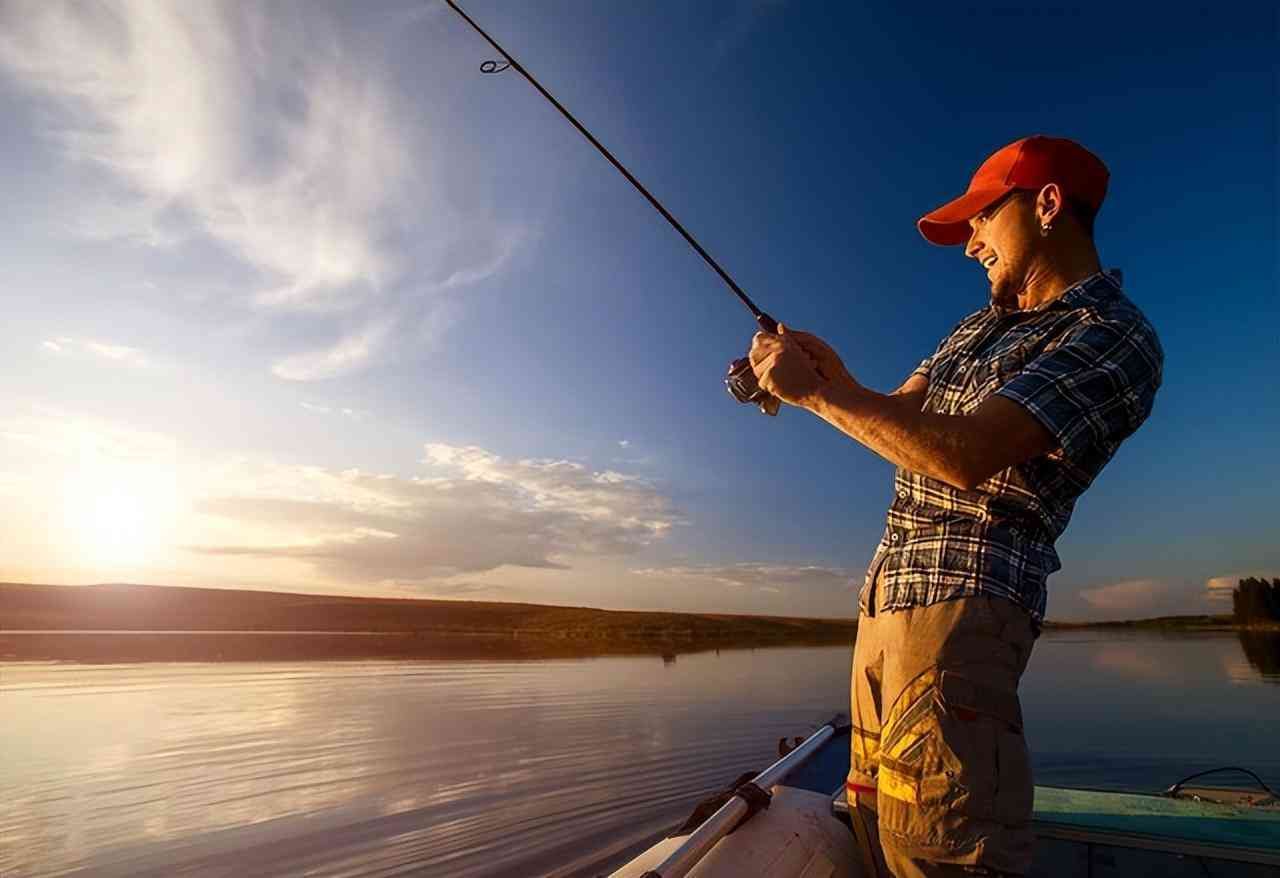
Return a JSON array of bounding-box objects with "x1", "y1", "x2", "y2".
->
[{"x1": 916, "y1": 187, "x2": 1012, "y2": 246}]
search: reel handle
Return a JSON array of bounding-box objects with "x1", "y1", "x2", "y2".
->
[{"x1": 724, "y1": 311, "x2": 781, "y2": 416}]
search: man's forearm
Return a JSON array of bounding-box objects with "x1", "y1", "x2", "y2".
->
[{"x1": 805, "y1": 379, "x2": 980, "y2": 489}]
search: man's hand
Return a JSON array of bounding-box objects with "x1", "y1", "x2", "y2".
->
[
  {"x1": 749, "y1": 323, "x2": 828, "y2": 409},
  {"x1": 785, "y1": 328, "x2": 855, "y2": 388}
]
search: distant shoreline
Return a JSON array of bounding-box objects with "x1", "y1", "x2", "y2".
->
[
  {"x1": 0, "y1": 582, "x2": 856, "y2": 662},
  {"x1": 1043, "y1": 615, "x2": 1280, "y2": 632},
  {"x1": 1, "y1": 582, "x2": 1273, "y2": 663}
]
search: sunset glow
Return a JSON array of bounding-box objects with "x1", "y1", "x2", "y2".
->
[
  {"x1": 0, "y1": 1, "x2": 1274, "y2": 620},
  {"x1": 59, "y1": 437, "x2": 180, "y2": 569}
]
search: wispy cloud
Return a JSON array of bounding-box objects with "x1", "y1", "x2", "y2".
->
[
  {"x1": 271, "y1": 319, "x2": 392, "y2": 381},
  {"x1": 1, "y1": 407, "x2": 175, "y2": 462},
  {"x1": 632, "y1": 562, "x2": 858, "y2": 593},
  {"x1": 299, "y1": 402, "x2": 366, "y2": 420},
  {"x1": 41, "y1": 336, "x2": 151, "y2": 367},
  {"x1": 0, "y1": 1, "x2": 526, "y2": 380},
  {"x1": 189, "y1": 442, "x2": 682, "y2": 584},
  {"x1": 0, "y1": 3, "x2": 400, "y2": 303}
]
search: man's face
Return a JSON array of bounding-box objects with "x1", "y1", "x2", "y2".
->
[{"x1": 965, "y1": 189, "x2": 1039, "y2": 310}]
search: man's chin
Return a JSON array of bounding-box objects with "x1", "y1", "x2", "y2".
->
[{"x1": 989, "y1": 286, "x2": 1019, "y2": 311}]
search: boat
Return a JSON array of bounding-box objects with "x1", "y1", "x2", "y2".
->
[{"x1": 609, "y1": 717, "x2": 1280, "y2": 877}]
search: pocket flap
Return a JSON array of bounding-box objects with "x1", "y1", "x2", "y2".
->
[{"x1": 938, "y1": 670, "x2": 1023, "y2": 731}]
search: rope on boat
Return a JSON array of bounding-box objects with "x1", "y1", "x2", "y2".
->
[{"x1": 1163, "y1": 766, "x2": 1280, "y2": 803}]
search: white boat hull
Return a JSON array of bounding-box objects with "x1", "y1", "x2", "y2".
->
[{"x1": 610, "y1": 785, "x2": 861, "y2": 878}]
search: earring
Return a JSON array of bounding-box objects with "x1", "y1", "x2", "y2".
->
[{"x1": 1040, "y1": 223, "x2": 1053, "y2": 237}]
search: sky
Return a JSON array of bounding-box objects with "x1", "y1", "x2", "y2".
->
[{"x1": 0, "y1": 0, "x2": 1275, "y2": 622}]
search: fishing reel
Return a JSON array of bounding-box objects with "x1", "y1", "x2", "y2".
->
[
  {"x1": 726, "y1": 358, "x2": 781, "y2": 416},
  {"x1": 724, "y1": 312, "x2": 782, "y2": 416}
]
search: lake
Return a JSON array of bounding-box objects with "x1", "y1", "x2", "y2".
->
[{"x1": 2, "y1": 630, "x2": 1278, "y2": 877}]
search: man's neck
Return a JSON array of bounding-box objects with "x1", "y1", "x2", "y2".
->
[{"x1": 1016, "y1": 247, "x2": 1103, "y2": 311}]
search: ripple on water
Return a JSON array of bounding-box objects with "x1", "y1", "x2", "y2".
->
[{"x1": 1, "y1": 635, "x2": 1277, "y2": 877}]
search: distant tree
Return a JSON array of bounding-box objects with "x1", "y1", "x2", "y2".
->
[{"x1": 1231, "y1": 577, "x2": 1280, "y2": 624}]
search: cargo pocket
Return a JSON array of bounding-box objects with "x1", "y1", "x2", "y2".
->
[
  {"x1": 876, "y1": 668, "x2": 1031, "y2": 852},
  {"x1": 938, "y1": 671, "x2": 1031, "y2": 827},
  {"x1": 876, "y1": 669, "x2": 988, "y2": 849}
]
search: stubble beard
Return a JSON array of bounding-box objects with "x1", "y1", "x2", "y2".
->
[{"x1": 989, "y1": 270, "x2": 1020, "y2": 312}]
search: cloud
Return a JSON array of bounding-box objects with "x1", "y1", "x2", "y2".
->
[
  {"x1": 426, "y1": 223, "x2": 527, "y2": 293},
  {"x1": 1067, "y1": 576, "x2": 1239, "y2": 620},
  {"x1": 1078, "y1": 578, "x2": 1171, "y2": 611},
  {"x1": 299, "y1": 402, "x2": 366, "y2": 420},
  {"x1": 1205, "y1": 572, "x2": 1279, "y2": 602},
  {"x1": 188, "y1": 443, "x2": 682, "y2": 583},
  {"x1": 399, "y1": 581, "x2": 513, "y2": 598},
  {"x1": 271, "y1": 320, "x2": 392, "y2": 381},
  {"x1": 1, "y1": 407, "x2": 175, "y2": 462},
  {"x1": 632, "y1": 562, "x2": 858, "y2": 593},
  {"x1": 0, "y1": 2, "x2": 401, "y2": 303},
  {"x1": 1, "y1": 1, "x2": 527, "y2": 380},
  {"x1": 41, "y1": 336, "x2": 150, "y2": 367}
]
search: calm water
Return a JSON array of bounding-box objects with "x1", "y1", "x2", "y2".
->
[{"x1": 2, "y1": 631, "x2": 1278, "y2": 877}]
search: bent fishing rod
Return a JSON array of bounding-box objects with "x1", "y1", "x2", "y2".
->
[{"x1": 444, "y1": 0, "x2": 781, "y2": 416}]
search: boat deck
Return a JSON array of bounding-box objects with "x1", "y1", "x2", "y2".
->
[{"x1": 806, "y1": 726, "x2": 1280, "y2": 876}]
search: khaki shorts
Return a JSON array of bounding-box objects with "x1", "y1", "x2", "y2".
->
[{"x1": 847, "y1": 581, "x2": 1037, "y2": 876}]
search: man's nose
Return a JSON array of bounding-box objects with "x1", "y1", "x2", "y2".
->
[{"x1": 964, "y1": 232, "x2": 984, "y2": 261}]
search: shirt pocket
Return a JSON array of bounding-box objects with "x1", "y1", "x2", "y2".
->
[{"x1": 968, "y1": 340, "x2": 1033, "y2": 407}]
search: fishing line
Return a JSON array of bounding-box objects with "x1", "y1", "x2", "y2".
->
[{"x1": 443, "y1": 0, "x2": 775, "y2": 335}]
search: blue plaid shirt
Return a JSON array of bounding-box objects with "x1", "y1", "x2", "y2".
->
[{"x1": 860, "y1": 269, "x2": 1163, "y2": 624}]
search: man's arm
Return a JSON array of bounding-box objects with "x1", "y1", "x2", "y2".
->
[
  {"x1": 807, "y1": 380, "x2": 1056, "y2": 490},
  {"x1": 749, "y1": 325, "x2": 1058, "y2": 490},
  {"x1": 889, "y1": 372, "x2": 929, "y2": 409}
]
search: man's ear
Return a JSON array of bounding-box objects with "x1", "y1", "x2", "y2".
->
[{"x1": 1036, "y1": 183, "x2": 1064, "y2": 227}]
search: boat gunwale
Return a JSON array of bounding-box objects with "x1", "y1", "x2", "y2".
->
[{"x1": 1030, "y1": 819, "x2": 1280, "y2": 867}]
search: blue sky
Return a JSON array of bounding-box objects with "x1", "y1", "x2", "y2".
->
[{"x1": 0, "y1": 0, "x2": 1275, "y2": 620}]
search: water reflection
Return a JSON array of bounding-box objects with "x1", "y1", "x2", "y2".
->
[
  {"x1": 1, "y1": 632, "x2": 1276, "y2": 878},
  {"x1": 1237, "y1": 630, "x2": 1280, "y2": 683}
]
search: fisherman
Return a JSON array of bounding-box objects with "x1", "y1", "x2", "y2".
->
[{"x1": 749, "y1": 135, "x2": 1163, "y2": 877}]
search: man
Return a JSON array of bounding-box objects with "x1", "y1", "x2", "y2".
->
[{"x1": 749, "y1": 135, "x2": 1163, "y2": 877}]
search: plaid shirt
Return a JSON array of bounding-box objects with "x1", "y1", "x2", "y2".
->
[{"x1": 860, "y1": 269, "x2": 1163, "y2": 624}]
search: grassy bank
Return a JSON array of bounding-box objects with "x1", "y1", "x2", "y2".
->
[
  {"x1": 4, "y1": 582, "x2": 1273, "y2": 663},
  {"x1": 1043, "y1": 614, "x2": 1280, "y2": 632},
  {"x1": 0, "y1": 582, "x2": 857, "y2": 662}
]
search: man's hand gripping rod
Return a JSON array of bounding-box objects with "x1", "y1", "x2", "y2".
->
[{"x1": 444, "y1": 0, "x2": 782, "y2": 416}]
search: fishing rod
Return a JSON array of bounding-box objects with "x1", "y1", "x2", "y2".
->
[{"x1": 443, "y1": 0, "x2": 782, "y2": 416}]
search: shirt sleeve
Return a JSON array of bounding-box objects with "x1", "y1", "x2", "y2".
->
[
  {"x1": 994, "y1": 317, "x2": 1163, "y2": 464},
  {"x1": 910, "y1": 347, "x2": 939, "y2": 381}
]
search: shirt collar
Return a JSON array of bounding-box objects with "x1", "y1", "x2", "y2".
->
[{"x1": 990, "y1": 268, "x2": 1123, "y2": 317}]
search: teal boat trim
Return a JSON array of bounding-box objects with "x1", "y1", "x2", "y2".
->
[{"x1": 1031, "y1": 784, "x2": 1280, "y2": 867}]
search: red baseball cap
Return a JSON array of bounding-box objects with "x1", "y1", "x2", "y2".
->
[{"x1": 917, "y1": 135, "x2": 1109, "y2": 246}]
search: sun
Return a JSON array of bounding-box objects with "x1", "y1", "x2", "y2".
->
[{"x1": 60, "y1": 453, "x2": 179, "y2": 570}]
